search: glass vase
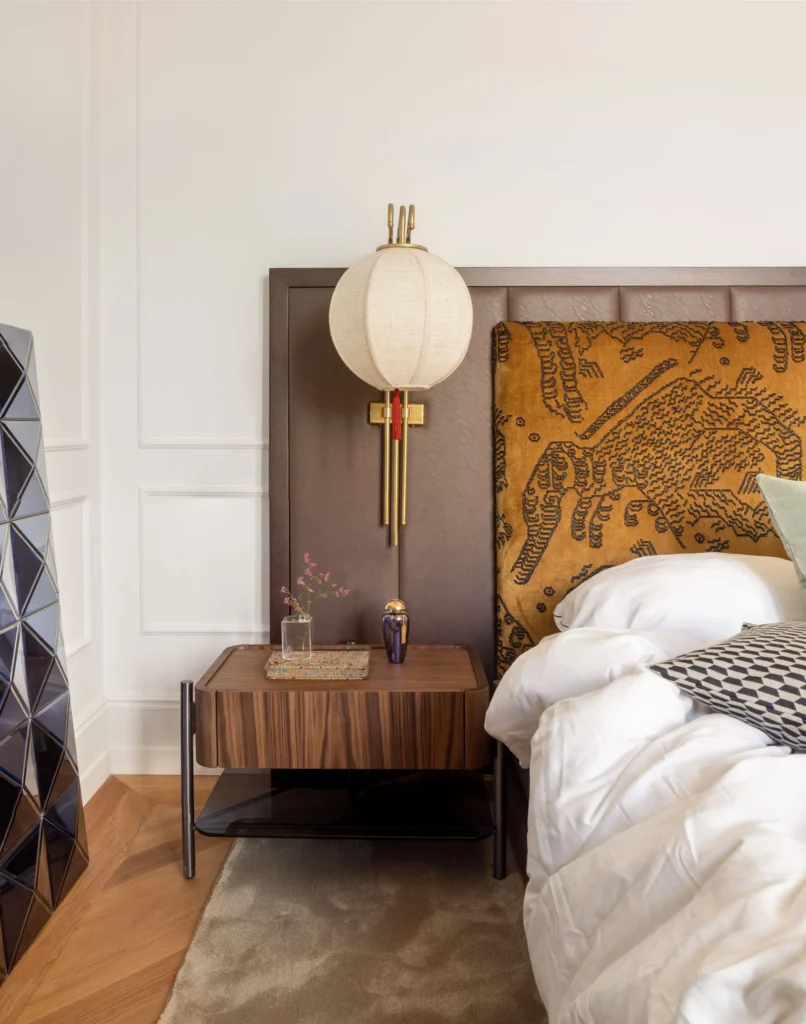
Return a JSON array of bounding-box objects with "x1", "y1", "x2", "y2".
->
[{"x1": 281, "y1": 614, "x2": 313, "y2": 662}]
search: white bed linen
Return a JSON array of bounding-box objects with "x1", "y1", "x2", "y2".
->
[
  {"x1": 513, "y1": 638, "x2": 806, "y2": 1023},
  {"x1": 485, "y1": 628, "x2": 703, "y2": 767}
]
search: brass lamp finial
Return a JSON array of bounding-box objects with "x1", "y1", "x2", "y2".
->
[{"x1": 377, "y1": 203, "x2": 427, "y2": 252}]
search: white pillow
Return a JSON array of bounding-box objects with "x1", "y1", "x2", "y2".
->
[
  {"x1": 485, "y1": 627, "x2": 703, "y2": 766},
  {"x1": 554, "y1": 554, "x2": 806, "y2": 641}
]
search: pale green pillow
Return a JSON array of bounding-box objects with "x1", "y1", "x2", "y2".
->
[{"x1": 757, "y1": 473, "x2": 806, "y2": 588}]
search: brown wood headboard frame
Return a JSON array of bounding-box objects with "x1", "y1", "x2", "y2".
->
[{"x1": 269, "y1": 267, "x2": 806, "y2": 680}]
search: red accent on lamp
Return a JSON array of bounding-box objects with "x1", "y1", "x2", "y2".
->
[{"x1": 391, "y1": 389, "x2": 402, "y2": 441}]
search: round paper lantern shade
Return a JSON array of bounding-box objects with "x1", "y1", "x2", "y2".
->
[{"x1": 328, "y1": 246, "x2": 473, "y2": 391}]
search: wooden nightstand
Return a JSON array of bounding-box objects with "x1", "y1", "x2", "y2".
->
[{"x1": 180, "y1": 644, "x2": 505, "y2": 880}]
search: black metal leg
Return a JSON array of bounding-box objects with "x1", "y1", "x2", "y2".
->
[
  {"x1": 181, "y1": 679, "x2": 196, "y2": 879},
  {"x1": 493, "y1": 739, "x2": 507, "y2": 879}
]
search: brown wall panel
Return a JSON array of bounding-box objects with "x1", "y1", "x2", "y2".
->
[
  {"x1": 507, "y1": 286, "x2": 618, "y2": 322},
  {"x1": 731, "y1": 286, "x2": 806, "y2": 320},
  {"x1": 270, "y1": 268, "x2": 806, "y2": 676},
  {"x1": 399, "y1": 287, "x2": 506, "y2": 680},
  {"x1": 620, "y1": 286, "x2": 730, "y2": 322},
  {"x1": 285, "y1": 285, "x2": 397, "y2": 644}
]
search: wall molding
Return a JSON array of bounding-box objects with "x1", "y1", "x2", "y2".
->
[
  {"x1": 74, "y1": 694, "x2": 109, "y2": 800},
  {"x1": 107, "y1": 698, "x2": 219, "y2": 776},
  {"x1": 133, "y1": 5, "x2": 266, "y2": 452},
  {"x1": 50, "y1": 493, "x2": 92, "y2": 657},
  {"x1": 44, "y1": 3, "x2": 91, "y2": 454},
  {"x1": 137, "y1": 486, "x2": 270, "y2": 635}
]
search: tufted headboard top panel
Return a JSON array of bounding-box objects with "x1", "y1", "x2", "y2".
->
[
  {"x1": 494, "y1": 321, "x2": 806, "y2": 674},
  {"x1": 269, "y1": 269, "x2": 806, "y2": 681}
]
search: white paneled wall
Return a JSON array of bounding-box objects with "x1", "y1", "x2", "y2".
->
[
  {"x1": 0, "y1": 2, "x2": 107, "y2": 797},
  {"x1": 5, "y1": 1, "x2": 806, "y2": 780},
  {"x1": 98, "y1": 0, "x2": 806, "y2": 773}
]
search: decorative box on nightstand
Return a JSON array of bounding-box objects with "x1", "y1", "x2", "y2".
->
[{"x1": 180, "y1": 644, "x2": 506, "y2": 880}]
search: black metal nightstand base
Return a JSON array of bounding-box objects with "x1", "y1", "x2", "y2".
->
[{"x1": 180, "y1": 680, "x2": 507, "y2": 880}]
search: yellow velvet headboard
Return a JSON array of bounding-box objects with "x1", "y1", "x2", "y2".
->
[{"x1": 494, "y1": 321, "x2": 806, "y2": 674}]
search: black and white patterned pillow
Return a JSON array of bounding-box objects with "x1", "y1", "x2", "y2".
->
[{"x1": 650, "y1": 621, "x2": 806, "y2": 751}]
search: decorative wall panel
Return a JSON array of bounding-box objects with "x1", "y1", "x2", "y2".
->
[{"x1": 0, "y1": 324, "x2": 87, "y2": 982}]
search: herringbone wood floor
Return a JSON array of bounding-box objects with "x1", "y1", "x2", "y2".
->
[{"x1": 0, "y1": 776, "x2": 233, "y2": 1024}]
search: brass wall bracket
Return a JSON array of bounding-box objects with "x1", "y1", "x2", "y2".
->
[
  {"x1": 369, "y1": 396, "x2": 425, "y2": 546},
  {"x1": 368, "y1": 402, "x2": 425, "y2": 426}
]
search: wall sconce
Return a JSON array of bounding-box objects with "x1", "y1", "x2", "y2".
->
[{"x1": 328, "y1": 205, "x2": 473, "y2": 546}]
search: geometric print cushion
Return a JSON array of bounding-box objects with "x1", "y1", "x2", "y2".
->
[{"x1": 650, "y1": 621, "x2": 806, "y2": 751}]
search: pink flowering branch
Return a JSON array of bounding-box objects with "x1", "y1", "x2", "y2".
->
[{"x1": 280, "y1": 552, "x2": 350, "y2": 617}]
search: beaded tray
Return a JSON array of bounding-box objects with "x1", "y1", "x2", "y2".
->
[{"x1": 264, "y1": 648, "x2": 371, "y2": 680}]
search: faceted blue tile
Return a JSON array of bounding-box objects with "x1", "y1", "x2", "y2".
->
[
  {"x1": 34, "y1": 660, "x2": 67, "y2": 716},
  {"x1": 24, "y1": 605, "x2": 58, "y2": 656},
  {"x1": 0, "y1": 775, "x2": 19, "y2": 853},
  {"x1": 0, "y1": 687, "x2": 26, "y2": 743},
  {"x1": 15, "y1": 515, "x2": 48, "y2": 557},
  {"x1": 0, "y1": 626, "x2": 16, "y2": 687},
  {"x1": 10, "y1": 529, "x2": 41, "y2": 614},
  {"x1": 24, "y1": 569, "x2": 57, "y2": 618},
  {"x1": 0, "y1": 328, "x2": 32, "y2": 372},
  {"x1": 1, "y1": 824, "x2": 40, "y2": 891},
  {"x1": 0, "y1": 727, "x2": 27, "y2": 787},
  {"x1": 44, "y1": 752, "x2": 76, "y2": 812},
  {"x1": 0, "y1": 430, "x2": 33, "y2": 516},
  {"x1": 21, "y1": 626, "x2": 51, "y2": 711},
  {"x1": 1, "y1": 789, "x2": 37, "y2": 860},
  {"x1": 30, "y1": 723, "x2": 62, "y2": 808},
  {"x1": 46, "y1": 779, "x2": 79, "y2": 840},
  {"x1": 4, "y1": 379, "x2": 39, "y2": 422},
  {"x1": 15, "y1": 474, "x2": 48, "y2": 521},
  {"x1": 0, "y1": 345, "x2": 24, "y2": 413},
  {"x1": 43, "y1": 821, "x2": 73, "y2": 908},
  {"x1": 4, "y1": 423, "x2": 39, "y2": 463},
  {"x1": 35, "y1": 692, "x2": 68, "y2": 747},
  {"x1": 0, "y1": 870, "x2": 33, "y2": 970}
]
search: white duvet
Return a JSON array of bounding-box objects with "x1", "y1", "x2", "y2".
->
[{"x1": 487, "y1": 629, "x2": 806, "y2": 1023}]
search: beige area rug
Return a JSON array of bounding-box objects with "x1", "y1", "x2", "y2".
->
[{"x1": 160, "y1": 838, "x2": 546, "y2": 1024}]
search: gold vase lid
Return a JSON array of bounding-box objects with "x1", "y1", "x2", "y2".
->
[{"x1": 384, "y1": 598, "x2": 408, "y2": 614}]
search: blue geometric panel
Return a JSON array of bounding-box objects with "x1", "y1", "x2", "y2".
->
[
  {"x1": 25, "y1": 568, "x2": 57, "y2": 618},
  {"x1": 35, "y1": 692, "x2": 69, "y2": 746},
  {"x1": 0, "y1": 686, "x2": 26, "y2": 742},
  {"x1": 0, "y1": 326, "x2": 32, "y2": 373},
  {"x1": 16, "y1": 474, "x2": 49, "y2": 521},
  {"x1": 5, "y1": 380, "x2": 39, "y2": 422},
  {"x1": 45, "y1": 778, "x2": 79, "y2": 839},
  {"x1": 1, "y1": 824, "x2": 40, "y2": 891},
  {"x1": 35, "y1": 660, "x2": 68, "y2": 716},
  {"x1": 0, "y1": 429, "x2": 33, "y2": 518},
  {"x1": 21, "y1": 626, "x2": 53, "y2": 712},
  {"x1": 0, "y1": 726, "x2": 28, "y2": 787},
  {"x1": 0, "y1": 788, "x2": 37, "y2": 860},
  {"x1": 0, "y1": 871, "x2": 33, "y2": 971},
  {"x1": 0, "y1": 323, "x2": 86, "y2": 980},
  {"x1": 0, "y1": 347, "x2": 24, "y2": 414}
]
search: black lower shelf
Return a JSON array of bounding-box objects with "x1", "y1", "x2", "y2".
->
[{"x1": 195, "y1": 768, "x2": 495, "y2": 841}]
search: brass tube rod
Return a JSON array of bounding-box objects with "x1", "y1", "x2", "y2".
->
[
  {"x1": 382, "y1": 390, "x2": 391, "y2": 526},
  {"x1": 391, "y1": 437, "x2": 400, "y2": 547},
  {"x1": 401, "y1": 390, "x2": 409, "y2": 526}
]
